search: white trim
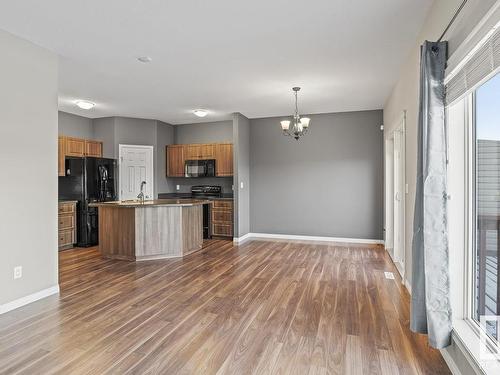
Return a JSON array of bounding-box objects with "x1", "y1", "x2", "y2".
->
[
  {"x1": 452, "y1": 320, "x2": 500, "y2": 375},
  {"x1": 440, "y1": 347, "x2": 465, "y2": 375},
  {"x1": 233, "y1": 233, "x2": 252, "y2": 244},
  {"x1": 0, "y1": 285, "x2": 59, "y2": 315},
  {"x1": 404, "y1": 279, "x2": 412, "y2": 295},
  {"x1": 243, "y1": 232, "x2": 384, "y2": 245}
]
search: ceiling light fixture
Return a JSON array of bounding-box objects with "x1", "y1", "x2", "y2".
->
[
  {"x1": 280, "y1": 87, "x2": 310, "y2": 140},
  {"x1": 75, "y1": 100, "x2": 96, "y2": 110},
  {"x1": 137, "y1": 56, "x2": 152, "y2": 63},
  {"x1": 193, "y1": 109, "x2": 208, "y2": 118}
]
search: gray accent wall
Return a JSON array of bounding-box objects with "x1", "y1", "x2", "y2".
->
[
  {"x1": 249, "y1": 110, "x2": 384, "y2": 240},
  {"x1": 58, "y1": 111, "x2": 93, "y2": 139},
  {"x1": 174, "y1": 120, "x2": 232, "y2": 144},
  {"x1": 233, "y1": 113, "x2": 251, "y2": 238},
  {"x1": 0, "y1": 30, "x2": 58, "y2": 307},
  {"x1": 92, "y1": 117, "x2": 116, "y2": 158}
]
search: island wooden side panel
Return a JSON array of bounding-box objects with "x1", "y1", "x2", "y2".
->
[
  {"x1": 182, "y1": 205, "x2": 203, "y2": 255},
  {"x1": 99, "y1": 206, "x2": 136, "y2": 260},
  {"x1": 135, "y1": 206, "x2": 183, "y2": 259}
]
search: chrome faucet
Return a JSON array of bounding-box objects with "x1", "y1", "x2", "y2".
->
[{"x1": 137, "y1": 181, "x2": 147, "y2": 203}]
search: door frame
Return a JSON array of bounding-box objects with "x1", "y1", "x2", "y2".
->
[
  {"x1": 118, "y1": 144, "x2": 154, "y2": 200},
  {"x1": 384, "y1": 111, "x2": 406, "y2": 279}
]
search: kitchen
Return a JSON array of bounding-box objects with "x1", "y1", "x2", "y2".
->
[{"x1": 57, "y1": 112, "x2": 235, "y2": 261}]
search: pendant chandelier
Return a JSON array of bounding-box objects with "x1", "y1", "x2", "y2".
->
[{"x1": 280, "y1": 87, "x2": 310, "y2": 140}]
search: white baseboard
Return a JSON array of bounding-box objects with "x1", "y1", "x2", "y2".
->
[
  {"x1": 235, "y1": 232, "x2": 384, "y2": 245},
  {"x1": 0, "y1": 285, "x2": 59, "y2": 315},
  {"x1": 233, "y1": 233, "x2": 252, "y2": 244},
  {"x1": 404, "y1": 279, "x2": 412, "y2": 295},
  {"x1": 440, "y1": 347, "x2": 464, "y2": 375}
]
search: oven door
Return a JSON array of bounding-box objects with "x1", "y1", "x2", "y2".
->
[{"x1": 185, "y1": 160, "x2": 207, "y2": 177}]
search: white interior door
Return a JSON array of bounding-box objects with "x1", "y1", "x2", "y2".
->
[
  {"x1": 119, "y1": 145, "x2": 154, "y2": 200},
  {"x1": 384, "y1": 113, "x2": 406, "y2": 279},
  {"x1": 393, "y1": 128, "x2": 405, "y2": 276},
  {"x1": 385, "y1": 138, "x2": 395, "y2": 257}
]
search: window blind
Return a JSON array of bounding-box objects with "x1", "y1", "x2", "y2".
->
[{"x1": 445, "y1": 24, "x2": 500, "y2": 105}]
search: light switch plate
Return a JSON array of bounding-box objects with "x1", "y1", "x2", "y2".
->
[
  {"x1": 240, "y1": 182, "x2": 244, "y2": 189},
  {"x1": 176, "y1": 185, "x2": 180, "y2": 191},
  {"x1": 14, "y1": 266, "x2": 22, "y2": 279}
]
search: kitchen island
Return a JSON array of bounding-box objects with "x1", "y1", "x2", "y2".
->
[{"x1": 90, "y1": 199, "x2": 210, "y2": 261}]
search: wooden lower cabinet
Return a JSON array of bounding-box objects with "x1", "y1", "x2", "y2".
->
[
  {"x1": 211, "y1": 200, "x2": 233, "y2": 238},
  {"x1": 58, "y1": 201, "x2": 77, "y2": 250}
]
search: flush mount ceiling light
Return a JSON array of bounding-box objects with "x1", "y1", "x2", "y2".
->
[
  {"x1": 193, "y1": 109, "x2": 208, "y2": 118},
  {"x1": 137, "y1": 56, "x2": 152, "y2": 63},
  {"x1": 280, "y1": 87, "x2": 310, "y2": 141},
  {"x1": 75, "y1": 100, "x2": 95, "y2": 110}
]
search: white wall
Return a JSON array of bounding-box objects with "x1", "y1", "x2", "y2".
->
[
  {"x1": 383, "y1": 0, "x2": 496, "y2": 288},
  {"x1": 233, "y1": 113, "x2": 251, "y2": 238},
  {"x1": 0, "y1": 29, "x2": 58, "y2": 307},
  {"x1": 384, "y1": 1, "x2": 497, "y2": 373}
]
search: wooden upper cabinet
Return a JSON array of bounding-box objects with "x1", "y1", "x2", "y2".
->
[
  {"x1": 215, "y1": 143, "x2": 233, "y2": 177},
  {"x1": 85, "y1": 140, "x2": 103, "y2": 157},
  {"x1": 185, "y1": 144, "x2": 215, "y2": 160},
  {"x1": 167, "y1": 145, "x2": 185, "y2": 177},
  {"x1": 65, "y1": 137, "x2": 86, "y2": 157},
  {"x1": 59, "y1": 136, "x2": 103, "y2": 176},
  {"x1": 58, "y1": 136, "x2": 66, "y2": 176},
  {"x1": 167, "y1": 143, "x2": 233, "y2": 177}
]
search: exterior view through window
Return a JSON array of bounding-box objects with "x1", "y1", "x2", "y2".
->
[{"x1": 474, "y1": 72, "x2": 500, "y2": 341}]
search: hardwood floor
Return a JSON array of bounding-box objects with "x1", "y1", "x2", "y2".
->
[{"x1": 0, "y1": 239, "x2": 450, "y2": 374}]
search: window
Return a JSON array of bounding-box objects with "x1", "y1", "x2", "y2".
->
[{"x1": 473, "y1": 72, "x2": 500, "y2": 342}]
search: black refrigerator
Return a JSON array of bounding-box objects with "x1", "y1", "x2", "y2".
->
[{"x1": 59, "y1": 157, "x2": 117, "y2": 247}]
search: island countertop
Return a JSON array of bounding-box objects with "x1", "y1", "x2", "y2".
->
[{"x1": 89, "y1": 199, "x2": 211, "y2": 208}]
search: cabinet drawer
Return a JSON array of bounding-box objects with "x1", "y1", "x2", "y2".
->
[
  {"x1": 58, "y1": 203, "x2": 75, "y2": 214},
  {"x1": 212, "y1": 200, "x2": 233, "y2": 209},
  {"x1": 212, "y1": 210, "x2": 232, "y2": 222},
  {"x1": 58, "y1": 229, "x2": 74, "y2": 247},
  {"x1": 212, "y1": 223, "x2": 233, "y2": 237},
  {"x1": 58, "y1": 215, "x2": 74, "y2": 230}
]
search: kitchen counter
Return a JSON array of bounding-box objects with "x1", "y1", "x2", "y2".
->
[
  {"x1": 92, "y1": 199, "x2": 208, "y2": 261},
  {"x1": 89, "y1": 199, "x2": 211, "y2": 208},
  {"x1": 158, "y1": 193, "x2": 234, "y2": 201}
]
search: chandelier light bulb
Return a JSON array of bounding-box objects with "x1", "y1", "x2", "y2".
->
[
  {"x1": 280, "y1": 87, "x2": 310, "y2": 140},
  {"x1": 280, "y1": 120, "x2": 291, "y2": 130}
]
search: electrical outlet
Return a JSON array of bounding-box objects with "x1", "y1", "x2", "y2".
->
[
  {"x1": 384, "y1": 271, "x2": 395, "y2": 280},
  {"x1": 14, "y1": 266, "x2": 22, "y2": 279},
  {"x1": 240, "y1": 182, "x2": 244, "y2": 189},
  {"x1": 176, "y1": 185, "x2": 180, "y2": 191}
]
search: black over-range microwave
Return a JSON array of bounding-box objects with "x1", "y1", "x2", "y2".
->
[{"x1": 185, "y1": 159, "x2": 216, "y2": 178}]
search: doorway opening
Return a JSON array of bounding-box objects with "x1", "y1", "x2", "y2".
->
[{"x1": 385, "y1": 112, "x2": 406, "y2": 279}]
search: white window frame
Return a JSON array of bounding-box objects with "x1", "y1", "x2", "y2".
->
[{"x1": 446, "y1": 82, "x2": 500, "y2": 375}]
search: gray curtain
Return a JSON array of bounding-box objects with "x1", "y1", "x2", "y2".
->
[{"x1": 410, "y1": 40, "x2": 452, "y2": 349}]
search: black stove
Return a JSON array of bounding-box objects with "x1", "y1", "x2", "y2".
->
[
  {"x1": 191, "y1": 185, "x2": 222, "y2": 239},
  {"x1": 191, "y1": 185, "x2": 223, "y2": 198}
]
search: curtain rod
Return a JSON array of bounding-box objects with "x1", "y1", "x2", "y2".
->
[{"x1": 437, "y1": 0, "x2": 469, "y2": 42}]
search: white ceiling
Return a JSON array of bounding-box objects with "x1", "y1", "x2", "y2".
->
[{"x1": 0, "y1": 0, "x2": 433, "y2": 124}]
